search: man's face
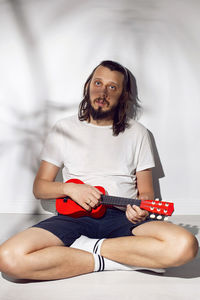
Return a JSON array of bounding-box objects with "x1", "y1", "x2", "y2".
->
[{"x1": 88, "y1": 65, "x2": 124, "y2": 121}]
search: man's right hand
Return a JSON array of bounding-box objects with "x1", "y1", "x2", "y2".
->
[{"x1": 64, "y1": 182, "x2": 102, "y2": 211}]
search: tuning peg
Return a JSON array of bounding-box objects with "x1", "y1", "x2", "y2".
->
[
  {"x1": 164, "y1": 217, "x2": 168, "y2": 221},
  {"x1": 156, "y1": 215, "x2": 162, "y2": 220},
  {"x1": 155, "y1": 198, "x2": 159, "y2": 201},
  {"x1": 150, "y1": 214, "x2": 156, "y2": 219}
]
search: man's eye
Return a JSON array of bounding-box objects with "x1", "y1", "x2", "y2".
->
[
  {"x1": 109, "y1": 85, "x2": 116, "y2": 90},
  {"x1": 95, "y1": 81, "x2": 101, "y2": 86}
]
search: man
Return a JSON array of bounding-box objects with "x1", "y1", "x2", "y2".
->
[{"x1": 0, "y1": 60, "x2": 198, "y2": 280}]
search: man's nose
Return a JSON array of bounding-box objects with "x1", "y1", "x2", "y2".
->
[{"x1": 99, "y1": 85, "x2": 108, "y2": 97}]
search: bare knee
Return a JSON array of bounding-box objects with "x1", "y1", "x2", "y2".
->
[
  {"x1": 163, "y1": 232, "x2": 199, "y2": 268},
  {"x1": 0, "y1": 244, "x2": 26, "y2": 278},
  {"x1": 176, "y1": 233, "x2": 199, "y2": 265}
]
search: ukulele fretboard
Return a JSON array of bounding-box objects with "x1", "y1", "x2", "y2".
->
[{"x1": 101, "y1": 194, "x2": 141, "y2": 207}]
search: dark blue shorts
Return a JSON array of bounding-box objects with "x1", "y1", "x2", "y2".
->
[{"x1": 32, "y1": 207, "x2": 153, "y2": 246}]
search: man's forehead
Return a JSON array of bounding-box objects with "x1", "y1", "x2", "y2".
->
[{"x1": 92, "y1": 65, "x2": 124, "y2": 84}]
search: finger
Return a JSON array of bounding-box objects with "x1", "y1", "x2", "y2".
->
[
  {"x1": 82, "y1": 202, "x2": 92, "y2": 211},
  {"x1": 127, "y1": 204, "x2": 137, "y2": 217},
  {"x1": 127, "y1": 205, "x2": 146, "y2": 222},
  {"x1": 92, "y1": 188, "x2": 102, "y2": 200},
  {"x1": 126, "y1": 210, "x2": 138, "y2": 224},
  {"x1": 127, "y1": 204, "x2": 139, "y2": 217},
  {"x1": 88, "y1": 194, "x2": 100, "y2": 206},
  {"x1": 87, "y1": 199, "x2": 97, "y2": 208},
  {"x1": 132, "y1": 205, "x2": 147, "y2": 217},
  {"x1": 85, "y1": 184, "x2": 101, "y2": 196},
  {"x1": 126, "y1": 205, "x2": 138, "y2": 222}
]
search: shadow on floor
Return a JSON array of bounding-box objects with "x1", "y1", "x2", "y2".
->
[
  {"x1": 164, "y1": 249, "x2": 200, "y2": 278},
  {"x1": 132, "y1": 250, "x2": 200, "y2": 279},
  {"x1": 1, "y1": 272, "x2": 58, "y2": 284},
  {"x1": 177, "y1": 223, "x2": 199, "y2": 235}
]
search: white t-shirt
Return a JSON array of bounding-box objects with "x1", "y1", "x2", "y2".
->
[{"x1": 41, "y1": 115, "x2": 155, "y2": 200}]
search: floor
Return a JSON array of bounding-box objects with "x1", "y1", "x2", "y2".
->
[{"x1": 0, "y1": 214, "x2": 200, "y2": 300}]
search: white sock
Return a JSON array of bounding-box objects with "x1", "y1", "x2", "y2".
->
[
  {"x1": 71, "y1": 235, "x2": 105, "y2": 255},
  {"x1": 71, "y1": 235, "x2": 165, "y2": 273},
  {"x1": 93, "y1": 254, "x2": 165, "y2": 273}
]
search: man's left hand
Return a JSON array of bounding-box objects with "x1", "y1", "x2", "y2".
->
[{"x1": 125, "y1": 204, "x2": 149, "y2": 224}]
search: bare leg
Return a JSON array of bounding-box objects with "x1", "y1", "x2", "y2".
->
[
  {"x1": 0, "y1": 222, "x2": 198, "y2": 280},
  {"x1": 100, "y1": 221, "x2": 199, "y2": 268},
  {"x1": 0, "y1": 228, "x2": 94, "y2": 280}
]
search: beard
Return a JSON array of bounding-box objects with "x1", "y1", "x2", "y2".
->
[{"x1": 88, "y1": 98, "x2": 118, "y2": 121}]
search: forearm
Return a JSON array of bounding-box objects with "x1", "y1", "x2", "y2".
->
[
  {"x1": 33, "y1": 179, "x2": 73, "y2": 200},
  {"x1": 138, "y1": 191, "x2": 154, "y2": 200},
  {"x1": 136, "y1": 169, "x2": 154, "y2": 200}
]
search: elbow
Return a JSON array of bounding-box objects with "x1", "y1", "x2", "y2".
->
[
  {"x1": 33, "y1": 180, "x2": 41, "y2": 200},
  {"x1": 33, "y1": 192, "x2": 40, "y2": 200},
  {"x1": 33, "y1": 189, "x2": 40, "y2": 200}
]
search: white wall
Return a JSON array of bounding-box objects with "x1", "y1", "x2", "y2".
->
[{"x1": 0, "y1": 0, "x2": 200, "y2": 214}]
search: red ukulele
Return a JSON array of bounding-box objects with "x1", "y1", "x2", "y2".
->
[{"x1": 56, "y1": 179, "x2": 174, "y2": 220}]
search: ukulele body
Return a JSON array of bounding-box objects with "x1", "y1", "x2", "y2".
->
[{"x1": 56, "y1": 179, "x2": 107, "y2": 218}]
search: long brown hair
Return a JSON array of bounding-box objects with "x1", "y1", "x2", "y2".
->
[{"x1": 78, "y1": 60, "x2": 141, "y2": 136}]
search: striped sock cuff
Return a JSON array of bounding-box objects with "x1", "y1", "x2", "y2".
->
[
  {"x1": 93, "y1": 254, "x2": 105, "y2": 272},
  {"x1": 93, "y1": 238, "x2": 105, "y2": 255}
]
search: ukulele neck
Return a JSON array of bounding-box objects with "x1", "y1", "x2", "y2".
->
[{"x1": 101, "y1": 194, "x2": 141, "y2": 207}]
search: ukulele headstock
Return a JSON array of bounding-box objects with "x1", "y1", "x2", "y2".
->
[{"x1": 140, "y1": 198, "x2": 174, "y2": 218}]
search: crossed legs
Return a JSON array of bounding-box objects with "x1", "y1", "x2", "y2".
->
[{"x1": 0, "y1": 221, "x2": 198, "y2": 280}]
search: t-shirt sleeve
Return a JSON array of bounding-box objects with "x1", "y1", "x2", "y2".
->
[
  {"x1": 40, "y1": 121, "x2": 64, "y2": 168},
  {"x1": 136, "y1": 130, "x2": 155, "y2": 172}
]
